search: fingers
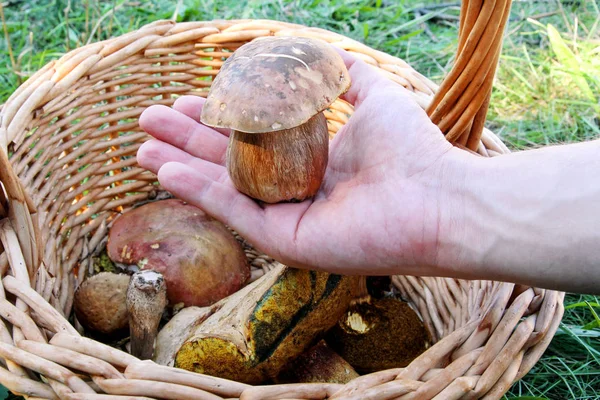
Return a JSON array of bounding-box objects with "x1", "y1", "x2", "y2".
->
[
  {"x1": 172, "y1": 96, "x2": 231, "y2": 137},
  {"x1": 137, "y1": 139, "x2": 227, "y2": 182},
  {"x1": 332, "y1": 47, "x2": 388, "y2": 107},
  {"x1": 172, "y1": 96, "x2": 202, "y2": 121},
  {"x1": 156, "y1": 161, "x2": 315, "y2": 265},
  {"x1": 157, "y1": 162, "x2": 266, "y2": 245},
  {"x1": 139, "y1": 105, "x2": 228, "y2": 165}
]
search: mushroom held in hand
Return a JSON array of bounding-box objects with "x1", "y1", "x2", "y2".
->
[
  {"x1": 73, "y1": 272, "x2": 130, "y2": 335},
  {"x1": 107, "y1": 199, "x2": 250, "y2": 308},
  {"x1": 127, "y1": 270, "x2": 168, "y2": 360},
  {"x1": 201, "y1": 37, "x2": 351, "y2": 203}
]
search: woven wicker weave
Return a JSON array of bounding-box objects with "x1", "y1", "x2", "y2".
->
[{"x1": 0, "y1": 1, "x2": 564, "y2": 399}]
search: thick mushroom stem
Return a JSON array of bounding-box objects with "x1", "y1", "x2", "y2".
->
[
  {"x1": 227, "y1": 112, "x2": 329, "y2": 203},
  {"x1": 126, "y1": 270, "x2": 168, "y2": 360}
]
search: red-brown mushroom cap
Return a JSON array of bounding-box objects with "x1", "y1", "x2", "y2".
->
[
  {"x1": 200, "y1": 36, "x2": 350, "y2": 133},
  {"x1": 106, "y1": 199, "x2": 250, "y2": 307}
]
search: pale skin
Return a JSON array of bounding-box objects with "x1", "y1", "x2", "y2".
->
[{"x1": 137, "y1": 49, "x2": 600, "y2": 295}]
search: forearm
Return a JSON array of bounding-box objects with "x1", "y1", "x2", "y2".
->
[{"x1": 439, "y1": 139, "x2": 600, "y2": 294}]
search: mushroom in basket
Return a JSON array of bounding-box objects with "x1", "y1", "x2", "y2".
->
[
  {"x1": 106, "y1": 198, "x2": 250, "y2": 308},
  {"x1": 73, "y1": 272, "x2": 131, "y2": 337},
  {"x1": 325, "y1": 277, "x2": 431, "y2": 373},
  {"x1": 74, "y1": 198, "x2": 251, "y2": 360}
]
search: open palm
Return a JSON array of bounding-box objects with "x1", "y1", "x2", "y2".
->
[{"x1": 137, "y1": 51, "x2": 467, "y2": 277}]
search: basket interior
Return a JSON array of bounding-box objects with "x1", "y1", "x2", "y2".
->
[{"x1": 1, "y1": 20, "x2": 559, "y2": 389}]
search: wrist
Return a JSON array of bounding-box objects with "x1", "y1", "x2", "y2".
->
[
  {"x1": 432, "y1": 139, "x2": 600, "y2": 293},
  {"x1": 433, "y1": 149, "x2": 492, "y2": 280}
]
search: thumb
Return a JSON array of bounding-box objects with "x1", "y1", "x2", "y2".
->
[{"x1": 332, "y1": 46, "x2": 409, "y2": 108}]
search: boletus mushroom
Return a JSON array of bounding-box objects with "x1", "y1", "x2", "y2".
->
[
  {"x1": 325, "y1": 277, "x2": 430, "y2": 373},
  {"x1": 201, "y1": 37, "x2": 351, "y2": 203},
  {"x1": 276, "y1": 340, "x2": 359, "y2": 384},
  {"x1": 154, "y1": 305, "x2": 218, "y2": 367},
  {"x1": 73, "y1": 272, "x2": 131, "y2": 336},
  {"x1": 171, "y1": 266, "x2": 359, "y2": 384},
  {"x1": 126, "y1": 269, "x2": 168, "y2": 360},
  {"x1": 107, "y1": 199, "x2": 250, "y2": 308}
]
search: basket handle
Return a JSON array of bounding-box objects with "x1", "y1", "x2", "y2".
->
[{"x1": 427, "y1": 0, "x2": 513, "y2": 151}]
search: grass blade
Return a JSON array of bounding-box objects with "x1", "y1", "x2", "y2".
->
[{"x1": 547, "y1": 23, "x2": 596, "y2": 102}]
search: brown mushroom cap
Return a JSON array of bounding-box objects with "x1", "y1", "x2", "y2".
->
[
  {"x1": 73, "y1": 272, "x2": 131, "y2": 334},
  {"x1": 200, "y1": 36, "x2": 350, "y2": 133},
  {"x1": 106, "y1": 199, "x2": 250, "y2": 307}
]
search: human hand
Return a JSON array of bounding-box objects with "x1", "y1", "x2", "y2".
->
[{"x1": 136, "y1": 50, "x2": 473, "y2": 277}]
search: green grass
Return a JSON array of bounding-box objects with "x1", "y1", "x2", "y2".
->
[{"x1": 1, "y1": 1, "x2": 599, "y2": 399}]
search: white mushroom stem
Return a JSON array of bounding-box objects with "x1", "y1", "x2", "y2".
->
[{"x1": 126, "y1": 270, "x2": 167, "y2": 360}]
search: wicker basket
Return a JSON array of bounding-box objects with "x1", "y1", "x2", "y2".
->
[{"x1": 0, "y1": 1, "x2": 565, "y2": 399}]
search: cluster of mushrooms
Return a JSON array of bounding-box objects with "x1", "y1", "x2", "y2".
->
[
  {"x1": 73, "y1": 36, "x2": 430, "y2": 385},
  {"x1": 74, "y1": 198, "x2": 250, "y2": 359}
]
